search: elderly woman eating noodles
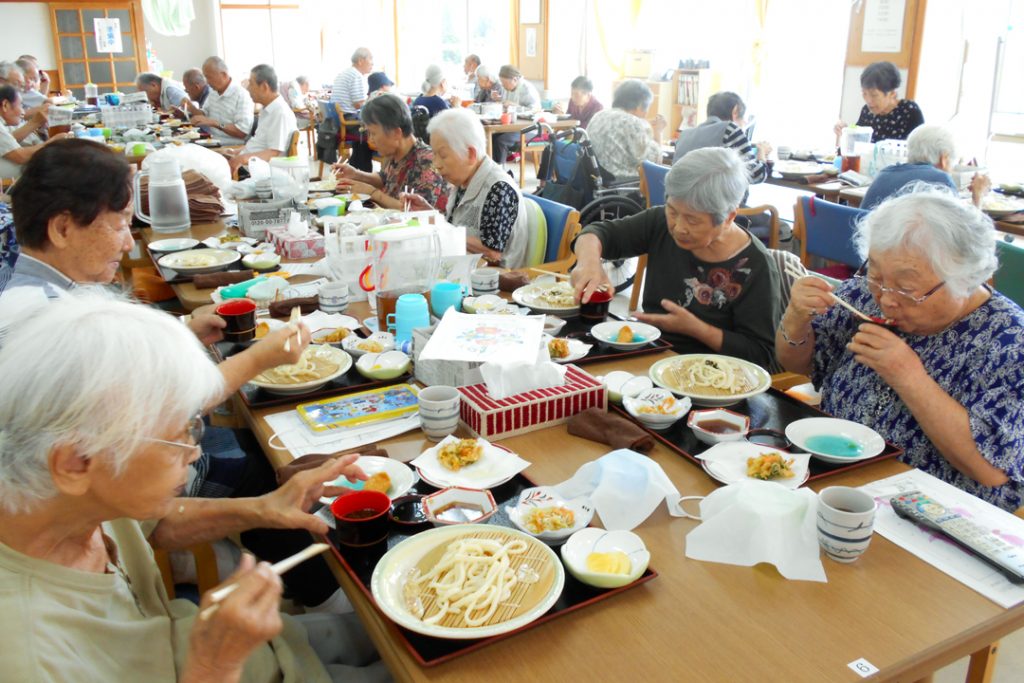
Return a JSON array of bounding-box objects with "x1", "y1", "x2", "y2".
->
[
  {"x1": 332, "y1": 93, "x2": 449, "y2": 212},
  {"x1": 572, "y1": 147, "x2": 780, "y2": 369},
  {"x1": 0, "y1": 292, "x2": 388, "y2": 682},
  {"x1": 777, "y1": 188, "x2": 1024, "y2": 511},
  {"x1": 401, "y1": 108, "x2": 529, "y2": 269}
]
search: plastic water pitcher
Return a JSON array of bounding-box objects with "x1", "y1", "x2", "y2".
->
[
  {"x1": 370, "y1": 225, "x2": 441, "y2": 333},
  {"x1": 134, "y1": 157, "x2": 190, "y2": 233}
]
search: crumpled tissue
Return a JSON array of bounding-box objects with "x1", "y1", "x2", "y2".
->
[
  {"x1": 552, "y1": 449, "x2": 689, "y2": 530},
  {"x1": 685, "y1": 480, "x2": 826, "y2": 582}
]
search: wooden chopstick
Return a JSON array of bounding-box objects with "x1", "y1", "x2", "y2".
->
[
  {"x1": 529, "y1": 268, "x2": 572, "y2": 280},
  {"x1": 198, "y1": 543, "x2": 330, "y2": 621},
  {"x1": 784, "y1": 266, "x2": 873, "y2": 321},
  {"x1": 283, "y1": 306, "x2": 301, "y2": 352}
]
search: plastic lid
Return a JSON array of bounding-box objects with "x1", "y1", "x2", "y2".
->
[{"x1": 367, "y1": 224, "x2": 435, "y2": 242}]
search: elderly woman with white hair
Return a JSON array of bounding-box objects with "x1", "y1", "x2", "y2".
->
[
  {"x1": 778, "y1": 188, "x2": 1024, "y2": 511},
  {"x1": 473, "y1": 65, "x2": 502, "y2": 103},
  {"x1": 401, "y1": 107, "x2": 528, "y2": 268},
  {"x1": 412, "y1": 64, "x2": 450, "y2": 118},
  {"x1": 573, "y1": 147, "x2": 781, "y2": 368},
  {"x1": 862, "y1": 124, "x2": 991, "y2": 210},
  {"x1": 586, "y1": 79, "x2": 666, "y2": 181},
  {"x1": 0, "y1": 292, "x2": 390, "y2": 681}
]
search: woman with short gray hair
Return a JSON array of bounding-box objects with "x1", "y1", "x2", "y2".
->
[
  {"x1": 586, "y1": 79, "x2": 666, "y2": 180},
  {"x1": 401, "y1": 107, "x2": 529, "y2": 268},
  {"x1": 573, "y1": 147, "x2": 781, "y2": 367},
  {"x1": 412, "y1": 64, "x2": 451, "y2": 118},
  {"x1": 861, "y1": 125, "x2": 990, "y2": 209},
  {"x1": 778, "y1": 187, "x2": 1024, "y2": 511},
  {"x1": 0, "y1": 291, "x2": 388, "y2": 681}
]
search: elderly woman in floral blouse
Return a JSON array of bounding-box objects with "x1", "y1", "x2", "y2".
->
[
  {"x1": 778, "y1": 187, "x2": 1024, "y2": 511},
  {"x1": 332, "y1": 93, "x2": 450, "y2": 212}
]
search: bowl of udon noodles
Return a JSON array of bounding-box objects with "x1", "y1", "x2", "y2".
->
[
  {"x1": 248, "y1": 344, "x2": 352, "y2": 396},
  {"x1": 648, "y1": 354, "x2": 771, "y2": 407}
]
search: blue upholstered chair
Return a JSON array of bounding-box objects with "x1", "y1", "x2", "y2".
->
[
  {"x1": 523, "y1": 193, "x2": 582, "y2": 273},
  {"x1": 793, "y1": 196, "x2": 867, "y2": 270}
]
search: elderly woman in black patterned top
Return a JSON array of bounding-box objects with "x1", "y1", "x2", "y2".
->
[{"x1": 834, "y1": 61, "x2": 924, "y2": 142}]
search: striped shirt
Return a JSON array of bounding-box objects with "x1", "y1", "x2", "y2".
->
[
  {"x1": 202, "y1": 79, "x2": 254, "y2": 143},
  {"x1": 331, "y1": 67, "x2": 367, "y2": 114},
  {"x1": 673, "y1": 116, "x2": 768, "y2": 183}
]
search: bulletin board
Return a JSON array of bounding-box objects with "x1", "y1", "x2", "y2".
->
[{"x1": 518, "y1": 0, "x2": 546, "y2": 86}]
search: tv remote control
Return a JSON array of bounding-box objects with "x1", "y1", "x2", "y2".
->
[{"x1": 890, "y1": 491, "x2": 1024, "y2": 584}]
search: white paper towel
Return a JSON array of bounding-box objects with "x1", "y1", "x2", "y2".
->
[
  {"x1": 552, "y1": 449, "x2": 689, "y2": 530},
  {"x1": 685, "y1": 480, "x2": 826, "y2": 582}
]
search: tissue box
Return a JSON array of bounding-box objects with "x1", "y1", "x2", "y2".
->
[
  {"x1": 268, "y1": 227, "x2": 325, "y2": 260},
  {"x1": 458, "y1": 365, "x2": 607, "y2": 440},
  {"x1": 412, "y1": 324, "x2": 484, "y2": 387}
]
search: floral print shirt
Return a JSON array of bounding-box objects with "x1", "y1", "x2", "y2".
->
[
  {"x1": 580, "y1": 207, "x2": 781, "y2": 369},
  {"x1": 855, "y1": 99, "x2": 924, "y2": 142},
  {"x1": 813, "y1": 278, "x2": 1024, "y2": 511},
  {"x1": 378, "y1": 139, "x2": 450, "y2": 213}
]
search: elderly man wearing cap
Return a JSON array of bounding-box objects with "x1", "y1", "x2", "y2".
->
[{"x1": 367, "y1": 72, "x2": 394, "y2": 97}]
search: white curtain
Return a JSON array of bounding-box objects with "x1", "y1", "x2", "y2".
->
[{"x1": 142, "y1": 0, "x2": 196, "y2": 37}]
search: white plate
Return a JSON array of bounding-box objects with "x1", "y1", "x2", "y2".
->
[
  {"x1": 590, "y1": 321, "x2": 661, "y2": 350},
  {"x1": 775, "y1": 160, "x2": 829, "y2": 179},
  {"x1": 158, "y1": 248, "x2": 241, "y2": 274},
  {"x1": 411, "y1": 436, "x2": 531, "y2": 490},
  {"x1": 318, "y1": 456, "x2": 416, "y2": 505},
  {"x1": 785, "y1": 417, "x2": 885, "y2": 464},
  {"x1": 247, "y1": 345, "x2": 352, "y2": 396},
  {"x1": 542, "y1": 334, "x2": 590, "y2": 363},
  {"x1": 981, "y1": 194, "x2": 1024, "y2": 218},
  {"x1": 507, "y1": 486, "x2": 595, "y2": 544},
  {"x1": 512, "y1": 282, "x2": 580, "y2": 316},
  {"x1": 148, "y1": 237, "x2": 199, "y2": 253},
  {"x1": 371, "y1": 524, "x2": 564, "y2": 639},
  {"x1": 649, "y1": 354, "x2": 772, "y2": 407},
  {"x1": 696, "y1": 442, "x2": 810, "y2": 489}
]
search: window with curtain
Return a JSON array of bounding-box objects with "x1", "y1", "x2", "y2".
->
[
  {"x1": 394, "y1": 0, "x2": 511, "y2": 93},
  {"x1": 219, "y1": 0, "x2": 325, "y2": 85}
]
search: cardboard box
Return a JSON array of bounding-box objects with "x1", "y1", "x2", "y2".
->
[
  {"x1": 624, "y1": 50, "x2": 653, "y2": 78},
  {"x1": 457, "y1": 365, "x2": 607, "y2": 440},
  {"x1": 268, "y1": 227, "x2": 325, "y2": 260}
]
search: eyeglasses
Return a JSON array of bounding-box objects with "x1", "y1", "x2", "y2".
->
[
  {"x1": 856, "y1": 263, "x2": 945, "y2": 306},
  {"x1": 144, "y1": 413, "x2": 205, "y2": 453}
]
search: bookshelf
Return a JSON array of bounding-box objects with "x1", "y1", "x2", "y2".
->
[{"x1": 672, "y1": 68, "x2": 712, "y2": 135}]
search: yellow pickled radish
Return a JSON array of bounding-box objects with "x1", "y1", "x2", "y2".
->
[{"x1": 585, "y1": 551, "x2": 631, "y2": 575}]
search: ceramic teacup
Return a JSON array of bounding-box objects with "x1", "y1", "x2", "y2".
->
[
  {"x1": 816, "y1": 486, "x2": 877, "y2": 563},
  {"x1": 417, "y1": 385, "x2": 461, "y2": 441}
]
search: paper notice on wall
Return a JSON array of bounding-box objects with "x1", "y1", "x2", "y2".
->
[
  {"x1": 861, "y1": 0, "x2": 905, "y2": 53},
  {"x1": 525, "y1": 28, "x2": 537, "y2": 57},
  {"x1": 94, "y1": 18, "x2": 124, "y2": 53}
]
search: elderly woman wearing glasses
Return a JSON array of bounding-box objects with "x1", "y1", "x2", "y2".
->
[
  {"x1": 0, "y1": 292, "x2": 387, "y2": 681},
  {"x1": 777, "y1": 187, "x2": 1024, "y2": 511}
]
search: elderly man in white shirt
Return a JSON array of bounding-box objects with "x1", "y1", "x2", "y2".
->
[
  {"x1": 227, "y1": 64, "x2": 297, "y2": 175},
  {"x1": 187, "y1": 57, "x2": 254, "y2": 145},
  {"x1": 135, "y1": 72, "x2": 188, "y2": 112}
]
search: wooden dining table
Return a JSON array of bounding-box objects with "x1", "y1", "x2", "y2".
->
[
  {"x1": 215, "y1": 298, "x2": 1020, "y2": 683},
  {"x1": 146, "y1": 239, "x2": 1023, "y2": 682}
]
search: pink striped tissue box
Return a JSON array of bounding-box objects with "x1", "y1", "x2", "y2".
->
[{"x1": 457, "y1": 365, "x2": 607, "y2": 440}]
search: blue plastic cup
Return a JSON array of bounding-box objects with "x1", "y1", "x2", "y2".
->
[
  {"x1": 430, "y1": 281, "x2": 463, "y2": 317},
  {"x1": 387, "y1": 293, "x2": 430, "y2": 343}
]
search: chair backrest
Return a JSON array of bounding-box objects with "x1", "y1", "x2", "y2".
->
[
  {"x1": 286, "y1": 130, "x2": 299, "y2": 156},
  {"x1": 794, "y1": 196, "x2": 866, "y2": 268},
  {"x1": 521, "y1": 195, "x2": 548, "y2": 267},
  {"x1": 639, "y1": 160, "x2": 668, "y2": 208},
  {"x1": 995, "y1": 237, "x2": 1024, "y2": 307},
  {"x1": 526, "y1": 193, "x2": 580, "y2": 264},
  {"x1": 737, "y1": 203, "x2": 781, "y2": 249}
]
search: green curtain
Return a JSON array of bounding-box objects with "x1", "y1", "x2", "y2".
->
[{"x1": 142, "y1": 0, "x2": 196, "y2": 37}]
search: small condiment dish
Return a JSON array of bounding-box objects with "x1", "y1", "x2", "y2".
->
[
  {"x1": 310, "y1": 327, "x2": 354, "y2": 348},
  {"x1": 687, "y1": 408, "x2": 750, "y2": 445},
  {"x1": 543, "y1": 315, "x2": 568, "y2": 335},
  {"x1": 560, "y1": 528, "x2": 650, "y2": 589},
  {"x1": 355, "y1": 350, "x2": 411, "y2": 380},
  {"x1": 422, "y1": 487, "x2": 497, "y2": 527},
  {"x1": 389, "y1": 494, "x2": 429, "y2": 527},
  {"x1": 600, "y1": 371, "x2": 653, "y2": 404},
  {"x1": 623, "y1": 389, "x2": 691, "y2": 431}
]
